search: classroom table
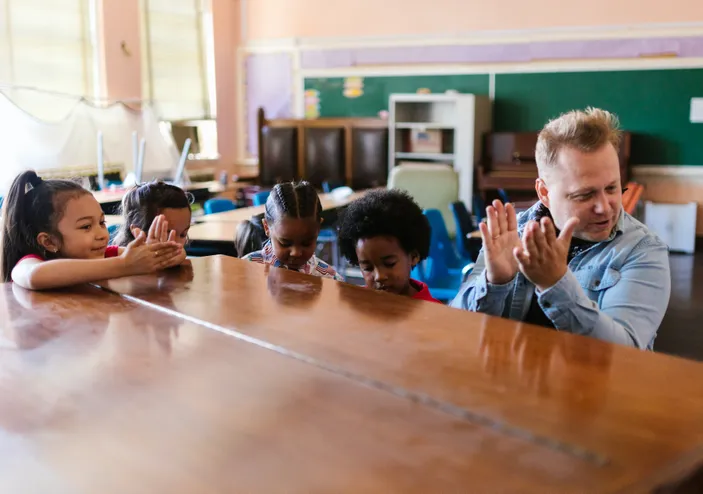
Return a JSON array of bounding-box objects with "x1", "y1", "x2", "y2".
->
[
  {"x1": 2, "y1": 257, "x2": 703, "y2": 491},
  {"x1": 93, "y1": 180, "x2": 242, "y2": 214},
  {"x1": 199, "y1": 189, "x2": 371, "y2": 223}
]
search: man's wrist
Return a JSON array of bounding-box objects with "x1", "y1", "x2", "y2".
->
[{"x1": 535, "y1": 267, "x2": 568, "y2": 293}]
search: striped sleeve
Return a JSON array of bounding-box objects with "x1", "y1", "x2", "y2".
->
[{"x1": 243, "y1": 250, "x2": 265, "y2": 264}]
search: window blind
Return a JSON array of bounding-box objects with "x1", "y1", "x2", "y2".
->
[
  {"x1": 0, "y1": 0, "x2": 94, "y2": 119},
  {"x1": 141, "y1": 0, "x2": 211, "y2": 121}
]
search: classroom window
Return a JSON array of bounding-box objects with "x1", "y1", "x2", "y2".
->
[
  {"x1": 0, "y1": 0, "x2": 95, "y2": 120},
  {"x1": 141, "y1": 0, "x2": 215, "y2": 122}
]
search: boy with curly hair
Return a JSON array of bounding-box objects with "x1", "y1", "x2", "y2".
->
[{"x1": 338, "y1": 189, "x2": 440, "y2": 303}]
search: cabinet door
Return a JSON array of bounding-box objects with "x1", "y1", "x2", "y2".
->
[
  {"x1": 351, "y1": 128, "x2": 388, "y2": 189},
  {"x1": 304, "y1": 128, "x2": 345, "y2": 188},
  {"x1": 260, "y1": 127, "x2": 298, "y2": 185}
]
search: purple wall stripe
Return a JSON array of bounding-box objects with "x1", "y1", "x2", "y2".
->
[
  {"x1": 245, "y1": 52, "x2": 293, "y2": 155},
  {"x1": 299, "y1": 36, "x2": 703, "y2": 69}
]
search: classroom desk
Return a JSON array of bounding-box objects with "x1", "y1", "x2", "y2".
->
[
  {"x1": 91, "y1": 255, "x2": 703, "y2": 492},
  {"x1": 94, "y1": 180, "x2": 239, "y2": 214},
  {"x1": 200, "y1": 189, "x2": 371, "y2": 223},
  {"x1": 2, "y1": 259, "x2": 703, "y2": 491}
]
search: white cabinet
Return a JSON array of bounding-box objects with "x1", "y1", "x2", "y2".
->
[{"x1": 388, "y1": 94, "x2": 492, "y2": 208}]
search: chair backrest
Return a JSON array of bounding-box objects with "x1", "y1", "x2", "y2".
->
[
  {"x1": 387, "y1": 163, "x2": 459, "y2": 237},
  {"x1": 252, "y1": 191, "x2": 271, "y2": 207},
  {"x1": 496, "y1": 189, "x2": 510, "y2": 204},
  {"x1": 418, "y1": 209, "x2": 456, "y2": 283},
  {"x1": 107, "y1": 224, "x2": 119, "y2": 243},
  {"x1": 322, "y1": 181, "x2": 345, "y2": 194},
  {"x1": 203, "y1": 198, "x2": 237, "y2": 215},
  {"x1": 449, "y1": 201, "x2": 475, "y2": 257}
]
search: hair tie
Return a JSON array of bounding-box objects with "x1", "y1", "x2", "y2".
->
[{"x1": 29, "y1": 175, "x2": 43, "y2": 188}]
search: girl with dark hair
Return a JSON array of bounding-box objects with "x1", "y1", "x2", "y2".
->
[
  {"x1": 242, "y1": 182, "x2": 343, "y2": 281},
  {"x1": 1, "y1": 171, "x2": 183, "y2": 290},
  {"x1": 114, "y1": 181, "x2": 192, "y2": 258}
]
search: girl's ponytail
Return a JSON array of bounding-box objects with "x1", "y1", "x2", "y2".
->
[
  {"x1": 1, "y1": 170, "x2": 87, "y2": 281},
  {"x1": 1, "y1": 171, "x2": 43, "y2": 280},
  {"x1": 234, "y1": 214, "x2": 267, "y2": 258}
]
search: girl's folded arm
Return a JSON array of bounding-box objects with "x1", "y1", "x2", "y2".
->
[{"x1": 12, "y1": 257, "x2": 127, "y2": 290}]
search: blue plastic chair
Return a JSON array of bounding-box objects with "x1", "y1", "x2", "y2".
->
[
  {"x1": 449, "y1": 201, "x2": 481, "y2": 261},
  {"x1": 424, "y1": 209, "x2": 472, "y2": 270},
  {"x1": 203, "y1": 198, "x2": 237, "y2": 215},
  {"x1": 316, "y1": 229, "x2": 340, "y2": 271},
  {"x1": 473, "y1": 195, "x2": 486, "y2": 224},
  {"x1": 411, "y1": 209, "x2": 474, "y2": 301},
  {"x1": 322, "y1": 181, "x2": 345, "y2": 194},
  {"x1": 108, "y1": 224, "x2": 119, "y2": 243},
  {"x1": 497, "y1": 188, "x2": 510, "y2": 204},
  {"x1": 253, "y1": 191, "x2": 270, "y2": 207}
]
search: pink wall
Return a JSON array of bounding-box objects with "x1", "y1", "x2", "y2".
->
[
  {"x1": 246, "y1": 0, "x2": 703, "y2": 40},
  {"x1": 99, "y1": 0, "x2": 241, "y2": 171},
  {"x1": 212, "y1": 0, "x2": 241, "y2": 170},
  {"x1": 100, "y1": 0, "x2": 142, "y2": 101}
]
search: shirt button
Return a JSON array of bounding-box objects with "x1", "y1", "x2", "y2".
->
[
  {"x1": 594, "y1": 280, "x2": 601, "y2": 287},
  {"x1": 543, "y1": 301, "x2": 552, "y2": 309}
]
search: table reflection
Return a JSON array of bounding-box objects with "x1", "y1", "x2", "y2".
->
[{"x1": 265, "y1": 266, "x2": 322, "y2": 309}]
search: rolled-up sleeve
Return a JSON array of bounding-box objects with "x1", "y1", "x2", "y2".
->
[
  {"x1": 450, "y1": 251, "x2": 515, "y2": 316},
  {"x1": 537, "y1": 238, "x2": 670, "y2": 349}
]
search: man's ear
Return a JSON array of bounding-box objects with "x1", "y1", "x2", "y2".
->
[
  {"x1": 535, "y1": 178, "x2": 550, "y2": 209},
  {"x1": 409, "y1": 250, "x2": 421, "y2": 269},
  {"x1": 36, "y1": 232, "x2": 60, "y2": 254}
]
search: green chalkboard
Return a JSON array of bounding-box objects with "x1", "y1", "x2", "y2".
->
[
  {"x1": 493, "y1": 69, "x2": 703, "y2": 165},
  {"x1": 304, "y1": 74, "x2": 490, "y2": 118}
]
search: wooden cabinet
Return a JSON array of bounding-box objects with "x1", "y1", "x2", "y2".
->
[{"x1": 257, "y1": 108, "x2": 388, "y2": 189}]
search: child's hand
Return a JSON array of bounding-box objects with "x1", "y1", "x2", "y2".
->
[
  {"x1": 122, "y1": 232, "x2": 183, "y2": 275},
  {"x1": 162, "y1": 240, "x2": 187, "y2": 269},
  {"x1": 131, "y1": 214, "x2": 172, "y2": 245}
]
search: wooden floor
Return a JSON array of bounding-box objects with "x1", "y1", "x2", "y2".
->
[{"x1": 655, "y1": 253, "x2": 703, "y2": 362}]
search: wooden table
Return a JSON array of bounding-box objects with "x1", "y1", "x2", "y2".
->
[
  {"x1": 199, "y1": 189, "x2": 371, "y2": 223},
  {"x1": 2, "y1": 257, "x2": 703, "y2": 491},
  {"x1": 94, "y1": 180, "x2": 240, "y2": 213}
]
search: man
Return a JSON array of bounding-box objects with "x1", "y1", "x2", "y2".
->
[{"x1": 451, "y1": 108, "x2": 670, "y2": 349}]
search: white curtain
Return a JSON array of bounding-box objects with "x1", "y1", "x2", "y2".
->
[
  {"x1": 0, "y1": 0, "x2": 94, "y2": 120},
  {"x1": 141, "y1": 0, "x2": 210, "y2": 121},
  {"x1": 0, "y1": 95, "x2": 180, "y2": 193}
]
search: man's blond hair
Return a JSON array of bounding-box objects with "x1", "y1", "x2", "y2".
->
[{"x1": 536, "y1": 108, "x2": 622, "y2": 176}]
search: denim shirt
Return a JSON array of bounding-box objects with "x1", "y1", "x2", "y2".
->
[{"x1": 450, "y1": 202, "x2": 671, "y2": 349}]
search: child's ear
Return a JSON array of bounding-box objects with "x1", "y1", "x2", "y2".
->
[
  {"x1": 409, "y1": 250, "x2": 421, "y2": 268},
  {"x1": 36, "y1": 232, "x2": 60, "y2": 254},
  {"x1": 262, "y1": 219, "x2": 270, "y2": 237}
]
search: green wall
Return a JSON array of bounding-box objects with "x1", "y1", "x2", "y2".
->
[
  {"x1": 305, "y1": 68, "x2": 703, "y2": 165},
  {"x1": 304, "y1": 74, "x2": 489, "y2": 118}
]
